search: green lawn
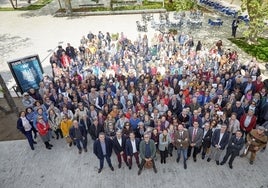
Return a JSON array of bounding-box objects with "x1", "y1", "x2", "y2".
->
[
  {"x1": 0, "y1": 0, "x2": 52, "y2": 11},
  {"x1": 228, "y1": 37, "x2": 268, "y2": 62}
]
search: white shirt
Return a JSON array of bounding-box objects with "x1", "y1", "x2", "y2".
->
[
  {"x1": 118, "y1": 138, "x2": 122, "y2": 146},
  {"x1": 131, "y1": 139, "x2": 137, "y2": 153},
  {"x1": 218, "y1": 133, "x2": 224, "y2": 145}
]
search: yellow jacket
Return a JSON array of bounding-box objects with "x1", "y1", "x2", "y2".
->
[{"x1": 60, "y1": 119, "x2": 73, "y2": 137}]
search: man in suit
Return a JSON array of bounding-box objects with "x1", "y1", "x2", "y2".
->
[
  {"x1": 138, "y1": 132, "x2": 157, "y2": 175},
  {"x1": 69, "y1": 120, "x2": 88, "y2": 154},
  {"x1": 187, "y1": 121, "x2": 203, "y2": 162},
  {"x1": 220, "y1": 130, "x2": 244, "y2": 169},
  {"x1": 201, "y1": 122, "x2": 213, "y2": 159},
  {"x1": 89, "y1": 118, "x2": 104, "y2": 140},
  {"x1": 113, "y1": 130, "x2": 128, "y2": 168},
  {"x1": 174, "y1": 124, "x2": 190, "y2": 169},
  {"x1": 207, "y1": 124, "x2": 229, "y2": 165},
  {"x1": 93, "y1": 132, "x2": 114, "y2": 173},
  {"x1": 125, "y1": 132, "x2": 140, "y2": 170}
]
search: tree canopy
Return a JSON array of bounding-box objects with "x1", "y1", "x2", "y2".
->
[{"x1": 241, "y1": 0, "x2": 268, "y2": 43}]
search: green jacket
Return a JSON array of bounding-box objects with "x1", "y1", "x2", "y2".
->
[{"x1": 139, "y1": 139, "x2": 156, "y2": 159}]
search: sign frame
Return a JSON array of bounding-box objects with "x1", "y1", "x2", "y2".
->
[{"x1": 7, "y1": 54, "x2": 44, "y2": 94}]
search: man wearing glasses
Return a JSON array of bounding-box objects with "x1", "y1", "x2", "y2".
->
[{"x1": 138, "y1": 133, "x2": 157, "y2": 175}]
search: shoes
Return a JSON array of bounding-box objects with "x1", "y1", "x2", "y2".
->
[
  {"x1": 160, "y1": 160, "x2": 163, "y2": 164},
  {"x1": 207, "y1": 158, "x2": 211, "y2": 162},
  {"x1": 249, "y1": 161, "x2": 254, "y2": 165},
  {"x1": 33, "y1": 141, "x2": 37, "y2": 144},
  {"x1": 118, "y1": 163, "x2": 121, "y2": 169},
  {"x1": 98, "y1": 169, "x2": 102, "y2": 173},
  {"x1": 216, "y1": 161, "x2": 219, "y2": 165},
  {"x1": 193, "y1": 158, "x2": 197, "y2": 162},
  {"x1": 137, "y1": 164, "x2": 141, "y2": 169},
  {"x1": 49, "y1": 144, "x2": 53, "y2": 147},
  {"x1": 46, "y1": 146, "x2": 51, "y2": 150},
  {"x1": 202, "y1": 155, "x2": 205, "y2": 160},
  {"x1": 79, "y1": 149, "x2": 82, "y2": 154},
  {"x1": 170, "y1": 153, "x2": 173, "y2": 157},
  {"x1": 220, "y1": 162, "x2": 225, "y2": 165},
  {"x1": 69, "y1": 142, "x2": 72, "y2": 147},
  {"x1": 31, "y1": 147, "x2": 35, "y2": 150},
  {"x1": 110, "y1": 166, "x2": 114, "y2": 171},
  {"x1": 176, "y1": 158, "x2": 180, "y2": 163},
  {"x1": 184, "y1": 162, "x2": 187, "y2": 169},
  {"x1": 229, "y1": 164, "x2": 233, "y2": 169},
  {"x1": 153, "y1": 168, "x2": 157, "y2": 173},
  {"x1": 138, "y1": 169, "x2": 142, "y2": 175},
  {"x1": 84, "y1": 148, "x2": 88, "y2": 152},
  {"x1": 34, "y1": 135, "x2": 37, "y2": 139},
  {"x1": 56, "y1": 135, "x2": 59, "y2": 140},
  {"x1": 129, "y1": 166, "x2": 132, "y2": 170},
  {"x1": 164, "y1": 159, "x2": 166, "y2": 164}
]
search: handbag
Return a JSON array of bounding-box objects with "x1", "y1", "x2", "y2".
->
[
  {"x1": 144, "y1": 160, "x2": 153, "y2": 169},
  {"x1": 65, "y1": 136, "x2": 72, "y2": 143}
]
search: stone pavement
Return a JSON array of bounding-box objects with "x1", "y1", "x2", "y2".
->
[{"x1": 0, "y1": 137, "x2": 267, "y2": 188}]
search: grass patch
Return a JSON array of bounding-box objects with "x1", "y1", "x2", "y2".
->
[
  {"x1": 0, "y1": 0, "x2": 52, "y2": 11},
  {"x1": 228, "y1": 37, "x2": 268, "y2": 62}
]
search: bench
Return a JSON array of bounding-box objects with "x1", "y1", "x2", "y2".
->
[{"x1": 79, "y1": 3, "x2": 104, "y2": 7}]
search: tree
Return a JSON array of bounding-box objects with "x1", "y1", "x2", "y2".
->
[
  {"x1": 64, "y1": 0, "x2": 72, "y2": 15},
  {"x1": 241, "y1": 0, "x2": 268, "y2": 44},
  {"x1": 174, "y1": 0, "x2": 197, "y2": 11}
]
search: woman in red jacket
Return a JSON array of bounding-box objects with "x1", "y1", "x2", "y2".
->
[
  {"x1": 36, "y1": 116, "x2": 53, "y2": 149},
  {"x1": 240, "y1": 109, "x2": 257, "y2": 141}
]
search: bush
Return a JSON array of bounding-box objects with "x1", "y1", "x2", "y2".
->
[{"x1": 228, "y1": 37, "x2": 268, "y2": 62}]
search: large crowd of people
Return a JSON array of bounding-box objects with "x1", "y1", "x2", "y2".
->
[{"x1": 17, "y1": 30, "x2": 268, "y2": 174}]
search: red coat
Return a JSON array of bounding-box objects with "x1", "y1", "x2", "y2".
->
[
  {"x1": 240, "y1": 114, "x2": 257, "y2": 133},
  {"x1": 37, "y1": 122, "x2": 50, "y2": 136}
]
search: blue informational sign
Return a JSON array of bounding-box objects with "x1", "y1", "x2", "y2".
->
[{"x1": 7, "y1": 55, "x2": 44, "y2": 94}]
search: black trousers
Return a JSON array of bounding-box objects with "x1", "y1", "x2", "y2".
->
[
  {"x1": 187, "y1": 145, "x2": 200, "y2": 158},
  {"x1": 160, "y1": 149, "x2": 168, "y2": 162},
  {"x1": 222, "y1": 149, "x2": 238, "y2": 165}
]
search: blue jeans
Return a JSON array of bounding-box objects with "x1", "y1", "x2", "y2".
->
[
  {"x1": 25, "y1": 130, "x2": 34, "y2": 150},
  {"x1": 177, "y1": 147, "x2": 187, "y2": 162},
  {"x1": 74, "y1": 138, "x2": 87, "y2": 150}
]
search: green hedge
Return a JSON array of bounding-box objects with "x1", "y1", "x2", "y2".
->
[{"x1": 228, "y1": 37, "x2": 268, "y2": 62}]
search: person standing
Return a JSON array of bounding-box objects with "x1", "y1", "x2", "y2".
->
[
  {"x1": 201, "y1": 122, "x2": 213, "y2": 159},
  {"x1": 187, "y1": 121, "x2": 203, "y2": 162},
  {"x1": 125, "y1": 132, "x2": 140, "y2": 170},
  {"x1": 158, "y1": 129, "x2": 171, "y2": 164},
  {"x1": 60, "y1": 115, "x2": 73, "y2": 147},
  {"x1": 93, "y1": 132, "x2": 114, "y2": 173},
  {"x1": 17, "y1": 111, "x2": 37, "y2": 150},
  {"x1": 69, "y1": 120, "x2": 88, "y2": 154},
  {"x1": 220, "y1": 130, "x2": 244, "y2": 169},
  {"x1": 36, "y1": 116, "x2": 53, "y2": 150},
  {"x1": 138, "y1": 133, "x2": 157, "y2": 175},
  {"x1": 113, "y1": 130, "x2": 128, "y2": 168},
  {"x1": 174, "y1": 124, "x2": 189, "y2": 169},
  {"x1": 241, "y1": 126, "x2": 267, "y2": 164},
  {"x1": 231, "y1": 18, "x2": 239, "y2": 38},
  {"x1": 207, "y1": 124, "x2": 229, "y2": 165}
]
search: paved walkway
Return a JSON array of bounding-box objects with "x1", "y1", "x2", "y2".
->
[{"x1": 0, "y1": 138, "x2": 267, "y2": 188}]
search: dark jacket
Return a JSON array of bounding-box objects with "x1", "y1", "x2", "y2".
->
[
  {"x1": 93, "y1": 137, "x2": 113, "y2": 159},
  {"x1": 202, "y1": 128, "x2": 213, "y2": 148},
  {"x1": 69, "y1": 125, "x2": 87, "y2": 140},
  {"x1": 211, "y1": 129, "x2": 229, "y2": 150},
  {"x1": 227, "y1": 135, "x2": 244, "y2": 155},
  {"x1": 89, "y1": 124, "x2": 104, "y2": 140},
  {"x1": 125, "y1": 138, "x2": 140, "y2": 156},
  {"x1": 113, "y1": 136, "x2": 127, "y2": 155}
]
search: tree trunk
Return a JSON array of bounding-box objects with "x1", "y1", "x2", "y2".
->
[
  {"x1": 9, "y1": 0, "x2": 16, "y2": 9},
  {"x1": 64, "y1": 0, "x2": 72, "y2": 15},
  {"x1": 0, "y1": 74, "x2": 19, "y2": 115}
]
